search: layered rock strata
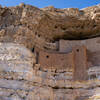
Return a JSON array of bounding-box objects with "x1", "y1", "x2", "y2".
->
[
  {"x1": 0, "y1": 3, "x2": 100, "y2": 100},
  {"x1": 0, "y1": 4, "x2": 100, "y2": 50},
  {"x1": 0, "y1": 42, "x2": 100, "y2": 100}
]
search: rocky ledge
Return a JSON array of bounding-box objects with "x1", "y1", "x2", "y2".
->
[
  {"x1": 0, "y1": 3, "x2": 100, "y2": 49},
  {"x1": 0, "y1": 3, "x2": 100, "y2": 100}
]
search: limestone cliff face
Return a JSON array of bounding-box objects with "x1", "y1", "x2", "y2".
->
[
  {"x1": 0, "y1": 4, "x2": 100, "y2": 49},
  {"x1": 0, "y1": 3, "x2": 100, "y2": 100}
]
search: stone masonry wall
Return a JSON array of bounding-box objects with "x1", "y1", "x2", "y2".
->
[
  {"x1": 59, "y1": 37, "x2": 100, "y2": 53},
  {"x1": 38, "y1": 50, "x2": 74, "y2": 70},
  {"x1": 59, "y1": 37, "x2": 100, "y2": 67},
  {"x1": 0, "y1": 43, "x2": 100, "y2": 100},
  {"x1": 1, "y1": 3, "x2": 100, "y2": 100},
  {"x1": 73, "y1": 46, "x2": 88, "y2": 80},
  {"x1": 38, "y1": 45, "x2": 89, "y2": 81}
]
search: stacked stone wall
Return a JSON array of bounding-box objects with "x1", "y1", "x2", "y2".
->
[{"x1": 38, "y1": 50, "x2": 74, "y2": 70}]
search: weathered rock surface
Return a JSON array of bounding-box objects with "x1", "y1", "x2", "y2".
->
[
  {"x1": 0, "y1": 42, "x2": 100, "y2": 100},
  {"x1": 1, "y1": 4, "x2": 100, "y2": 100},
  {"x1": 0, "y1": 4, "x2": 100, "y2": 50}
]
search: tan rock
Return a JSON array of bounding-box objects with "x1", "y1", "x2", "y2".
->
[
  {"x1": 0, "y1": 4, "x2": 100, "y2": 50},
  {"x1": 0, "y1": 43, "x2": 35, "y2": 81},
  {"x1": 0, "y1": 4, "x2": 100, "y2": 100}
]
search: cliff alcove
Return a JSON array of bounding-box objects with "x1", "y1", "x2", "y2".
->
[{"x1": 0, "y1": 3, "x2": 100, "y2": 100}]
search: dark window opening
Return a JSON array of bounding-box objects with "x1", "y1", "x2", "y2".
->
[
  {"x1": 36, "y1": 52, "x2": 39, "y2": 64},
  {"x1": 76, "y1": 49, "x2": 79, "y2": 52},
  {"x1": 93, "y1": 24, "x2": 97, "y2": 28},
  {"x1": 38, "y1": 34, "x2": 40, "y2": 37},
  {"x1": 28, "y1": 26, "x2": 30, "y2": 28},
  {"x1": 46, "y1": 55, "x2": 49, "y2": 58},
  {"x1": 10, "y1": 13, "x2": 13, "y2": 15},
  {"x1": 55, "y1": 25, "x2": 58, "y2": 29},
  {"x1": 61, "y1": 27, "x2": 66, "y2": 30},
  {"x1": 32, "y1": 48, "x2": 34, "y2": 53}
]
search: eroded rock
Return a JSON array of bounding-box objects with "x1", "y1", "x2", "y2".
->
[
  {"x1": 0, "y1": 4, "x2": 100, "y2": 100},
  {"x1": 0, "y1": 4, "x2": 100, "y2": 50}
]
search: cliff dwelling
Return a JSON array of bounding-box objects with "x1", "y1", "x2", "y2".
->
[
  {"x1": 34, "y1": 37, "x2": 100, "y2": 81},
  {"x1": 0, "y1": 3, "x2": 100, "y2": 100},
  {"x1": 37, "y1": 45, "x2": 88, "y2": 81}
]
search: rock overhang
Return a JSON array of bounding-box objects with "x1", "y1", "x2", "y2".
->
[{"x1": 0, "y1": 3, "x2": 100, "y2": 100}]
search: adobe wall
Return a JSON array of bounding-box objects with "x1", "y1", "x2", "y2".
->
[
  {"x1": 59, "y1": 37, "x2": 100, "y2": 52},
  {"x1": 34, "y1": 35, "x2": 58, "y2": 50},
  {"x1": 73, "y1": 46, "x2": 88, "y2": 80},
  {"x1": 38, "y1": 50, "x2": 74, "y2": 70},
  {"x1": 38, "y1": 46, "x2": 88, "y2": 81},
  {"x1": 59, "y1": 37, "x2": 100, "y2": 67}
]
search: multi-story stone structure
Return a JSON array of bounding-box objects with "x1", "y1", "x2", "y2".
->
[
  {"x1": 35, "y1": 41, "x2": 90, "y2": 80},
  {"x1": 34, "y1": 37, "x2": 100, "y2": 81},
  {"x1": 1, "y1": 3, "x2": 100, "y2": 100}
]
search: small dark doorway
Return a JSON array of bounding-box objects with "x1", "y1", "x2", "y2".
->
[
  {"x1": 32, "y1": 48, "x2": 34, "y2": 53},
  {"x1": 36, "y1": 52, "x2": 39, "y2": 64}
]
